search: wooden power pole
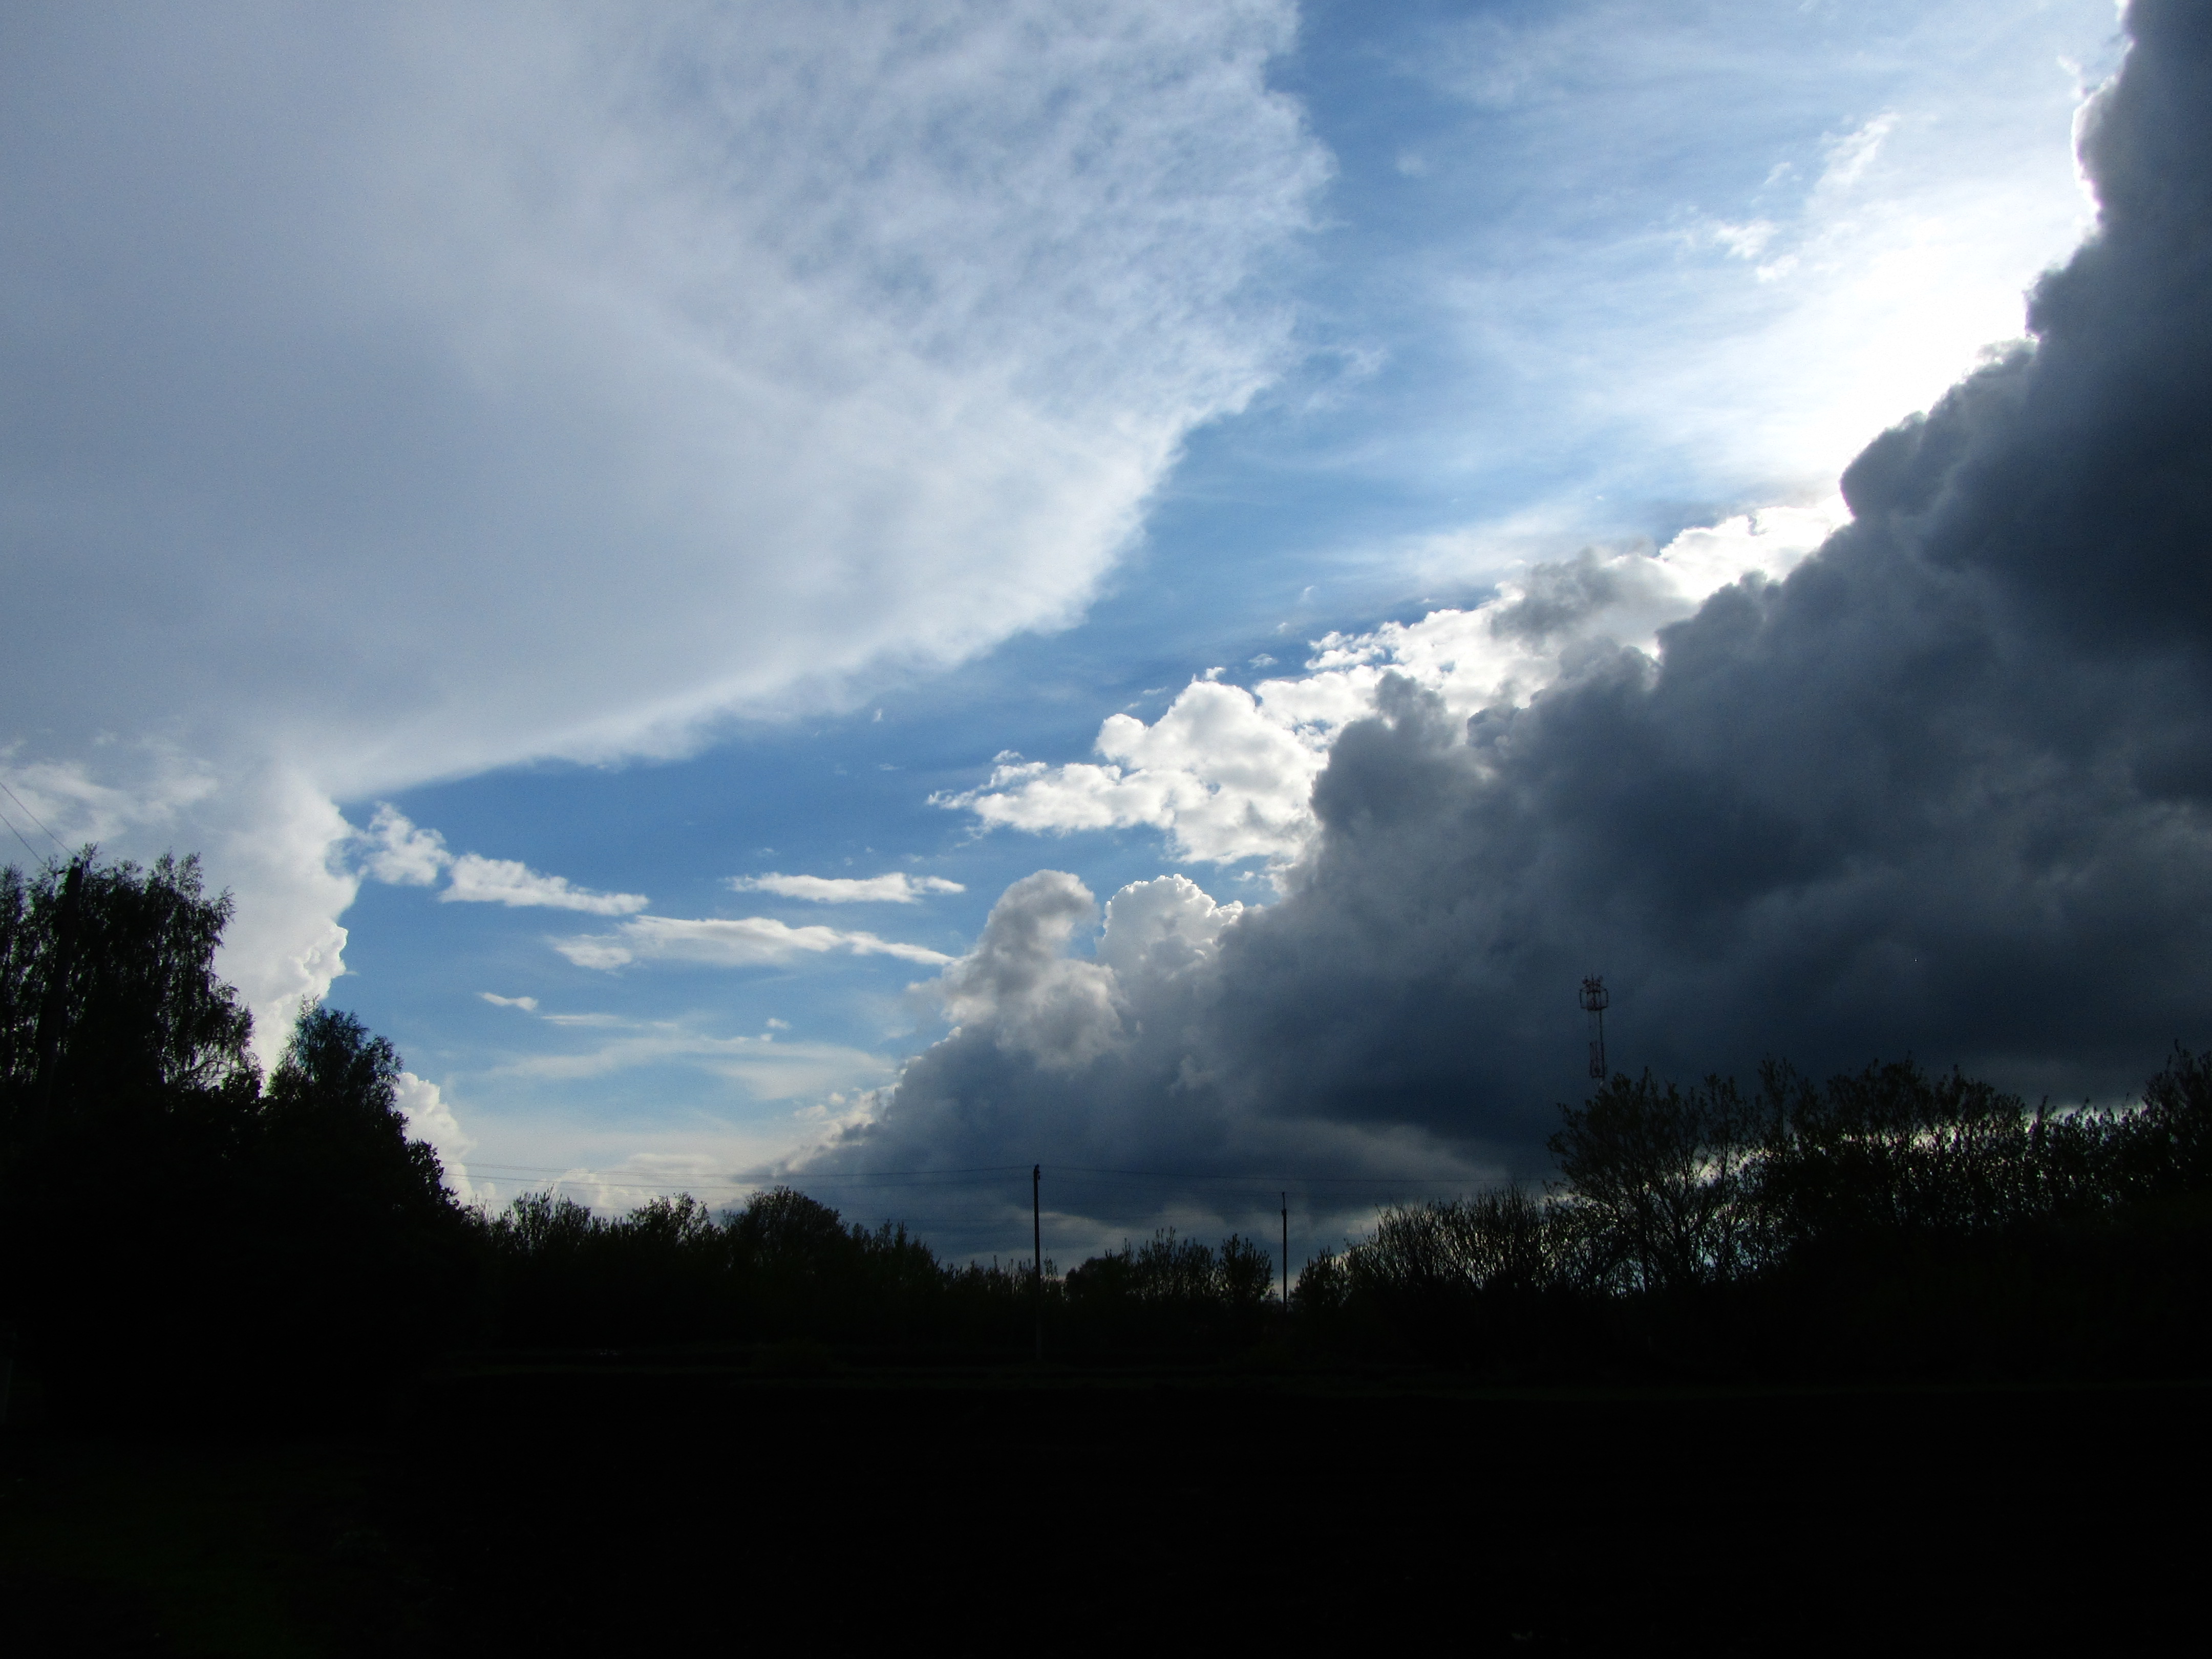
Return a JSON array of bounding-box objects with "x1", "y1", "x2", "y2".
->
[
  {"x1": 1032, "y1": 1163, "x2": 1044, "y2": 1363},
  {"x1": 32, "y1": 858, "x2": 85, "y2": 1117},
  {"x1": 1281, "y1": 1192, "x2": 1289, "y2": 1311}
]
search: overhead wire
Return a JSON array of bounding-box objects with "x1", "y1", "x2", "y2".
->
[
  {"x1": 1050, "y1": 1164, "x2": 1487, "y2": 1185},
  {"x1": 458, "y1": 1158, "x2": 1483, "y2": 1193},
  {"x1": 0, "y1": 779, "x2": 68, "y2": 854},
  {"x1": 463, "y1": 1161, "x2": 1028, "y2": 1182},
  {"x1": 0, "y1": 807, "x2": 44, "y2": 863}
]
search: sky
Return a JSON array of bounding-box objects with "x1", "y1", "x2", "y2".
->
[{"x1": 9, "y1": 0, "x2": 2197, "y2": 1265}]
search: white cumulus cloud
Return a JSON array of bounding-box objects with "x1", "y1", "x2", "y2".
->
[
  {"x1": 951, "y1": 498, "x2": 1847, "y2": 864},
  {"x1": 937, "y1": 870, "x2": 1126, "y2": 1069},
  {"x1": 394, "y1": 1070, "x2": 477, "y2": 1203},
  {"x1": 360, "y1": 803, "x2": 450, "y2": 887}
]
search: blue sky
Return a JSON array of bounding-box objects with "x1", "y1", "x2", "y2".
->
[{"x1": 1, "y1": 0, "x2": 2132, "y2": 1249}]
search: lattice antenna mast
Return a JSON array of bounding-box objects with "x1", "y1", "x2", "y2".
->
[{"x1": 1579, "y1": 975, "x2": 1610, "y2": 1080}]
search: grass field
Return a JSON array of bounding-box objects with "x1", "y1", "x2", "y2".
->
[{"x1": 6, "y1": 1359, "x2": 2206, "y2": 1653}]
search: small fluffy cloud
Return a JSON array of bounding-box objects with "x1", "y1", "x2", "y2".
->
[
  {"x1": 355, "y1": 806, "x2": 647, "y2": 913},
  {"x1": 730, "y1": 872, "x2": 964, "y2": 903},
  {"x1": 951, "y1": 499, "x2": 1845, "y2": 864},
  {"x1": 555, "y1": 914, "x2": 952, "y2": 970},
  {"x1": 480, "y1": 992, "x2": 539, "y2": 1010},
  {"x1": 442, "y1": 854, "x2": 647, "y2": 915},
  {"x1": 361, "y1": 803, "x2": 450, "y2": 887}
]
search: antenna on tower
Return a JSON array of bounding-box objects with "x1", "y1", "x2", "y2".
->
[{"x1": 1579, "y1": 975, "x2": 1609, "y2": 1080}]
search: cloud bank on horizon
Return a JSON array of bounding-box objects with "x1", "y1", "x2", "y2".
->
[
  {"x1": 0, "y1": 0, "x2": 2157, "y2": 1237},
  {"x1": 805, "y1": 0, "x2": 2212, "y2": 1243}
]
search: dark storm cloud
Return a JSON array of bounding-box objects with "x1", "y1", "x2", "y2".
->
[
  {"x1": 1217, "y1": 0, "x2": 2212, "y2": 1131},
  {"x1": 804, "y1": 0, "x2": 2212, "y2": 1233}
]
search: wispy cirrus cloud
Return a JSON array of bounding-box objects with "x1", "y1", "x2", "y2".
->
[
  {"x1": 554, "y1": 914, "x2": 952, "y2": 971},
  {"x1": 728, "y1": 871, "x2": 964, "y2": 903},
  {"x1": 488, "y1": 1014, "x2": 894, "y2": 1102},
  {"x1": 0, "y1": 1, "x2": 1324, "y2": 1037}
]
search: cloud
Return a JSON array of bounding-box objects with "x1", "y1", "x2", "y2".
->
[
  {"x1": 1359, "y1": 0, "x2": 2118, "y2": 568},
  {"x1": 360, "y1": 804, "x2": 449, "y2": 887},
  {"x1": 554, "y1": 914, "x2": 952, "y2": 971},
  {"x1": 441, "y1": 854, "x2": 648, "y2": 915},
  {"x1": 492, "y1": 1022, "x2": 894, "y2": 1103},
  {"x1": 938, "y1": 871, "x2": 1125, "y2": 1069},
  {"x1": 786, "y1": 869, "x2": 1490, "y2": 1254},
  {"x1": 394, "y1": 1070, "x2": 477, "y2": 1203},
  {"x1": 480, "y1": 992, "x2": 539, "y2": 1011},
  {"x1": 819, "y1": 1, "x2": 2212, "y2": 1226},
  {"x1": 950, "y1": 499, "x2": 1844, "y2": 864},
  {"x1": 729, "y1": 872, "x2": 965, "y2": 903},
  {"x1": 0, "y1": 748, "x2": 347, "y2": 1067},
  {"x1": 0, "y1": 1, "x2": 1325, "y2": 1022},
  {"x1": 353, "y1": 804, "x2": 647, "y2": 913},
  {"x1": 1818, "y1": 112, "x2": 1899, "y2": 194}
]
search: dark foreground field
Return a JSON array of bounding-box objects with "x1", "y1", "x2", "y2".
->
[{"x1": 6, "y1": 1360, "x2": 2207, "y2": 1654}]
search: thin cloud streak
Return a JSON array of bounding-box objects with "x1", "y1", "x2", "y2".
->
[
  {"x1": 554, "y1": 914, "x2": 953, "y2": 971},
  {"x1": 729, "y1": 872, "x2": 965, "y2": 903}
]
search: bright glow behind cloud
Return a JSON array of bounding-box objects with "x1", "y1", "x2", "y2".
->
[{"x1": 1408, "y1": 2, "x2": 2113, "y2": 511}]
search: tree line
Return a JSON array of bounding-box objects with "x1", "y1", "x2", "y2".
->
[
  {"x1": 1299, "y1": 1057, "x2": 2212, "y2": 1377},
  {"x1": 5, "y1": 854, "x2": 2208, "y2": 1424}
]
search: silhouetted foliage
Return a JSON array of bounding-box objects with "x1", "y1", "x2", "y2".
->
[
  {"x1": 8, "y1": 853, "x2": 2211, "y2": 1403},
  {"x1": 1061, "y1": 1228, "x2": 1275, "y2": 1354},
  {"x1": 478, "y1": 1184, "x2": 1067, "y2": 1354},
  {"x1": 0, "y1": 854, "x2": 470, "y2": 1425},
  {"x1": 1305, "y1": 1054, "x2": 2212, "y2": 1378}
]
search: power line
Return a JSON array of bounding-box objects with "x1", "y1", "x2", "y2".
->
[
  {"x1": 458, "y1": 1160, "x2": 1488, "y2": 1194},
  {"x1": 0, "y1": 779, "x2": 67, "y2": 854},
  {"x1": 459, "y1": 1162, "x2": 1030, "y2": 1187},
  {"x1": 1048, "y1": 1164, "x2": 1488, "y2": 1185},
  {"x1": 0, "y1": 806, "x2": 43, "y2": 863}
]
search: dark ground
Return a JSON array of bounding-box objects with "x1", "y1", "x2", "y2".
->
[{"x1": 5, "y1": 1357, "x2": 2207, "y2": 1654}]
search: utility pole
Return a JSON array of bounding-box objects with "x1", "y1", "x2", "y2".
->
[
  {"x1": 1281, "y1": 1192, "x2": 1289, "y2": 1312},
  {"x1": 1032, "y1": 1163, "x2": 1044, "y2": 1364},
  {"x1": 33, "y1": 858, "x2": 85, "y2": 1117}
]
